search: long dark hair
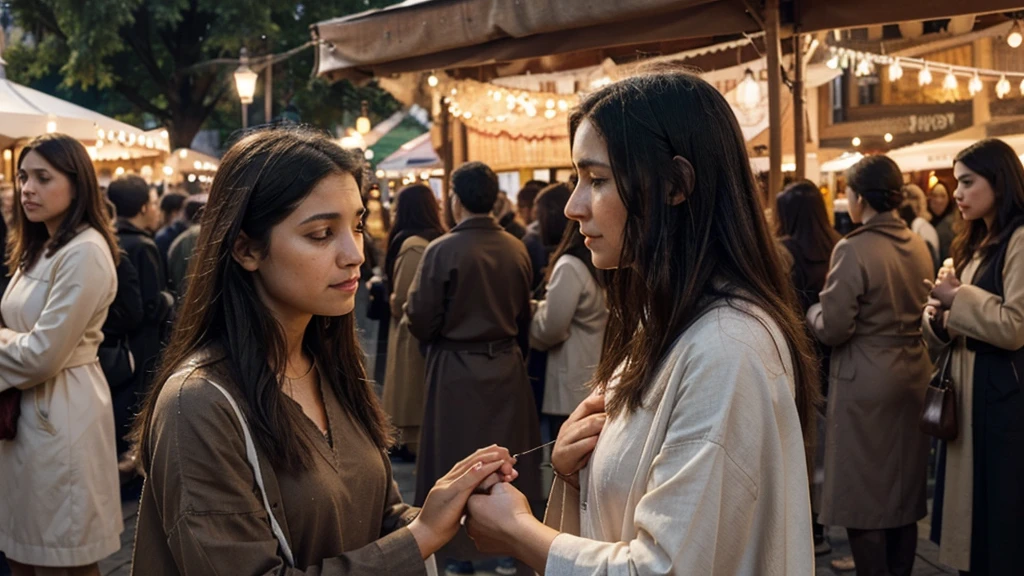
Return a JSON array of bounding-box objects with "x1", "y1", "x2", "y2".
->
[
  {"x1": 133, "y1": 126, "x2": 392, "y2": 472},
  {"x1": 535, "y1": 182, "x2": 573, "y2": 247},
  {"x1": 546, "y1": 219, "x2": 599, "y2": 286},
  {"x1": 385, "y1": 184, "x2": 445, "y2": 288},
  {"x1": 7, "y1": 133, "x2": 120, "y2": 271},
  {"x1": 571, "y1": 72, "x2": 820, "y2": 448},
  {"x1": 951, "y1": 138, "x2": 1024, "y2": 275},
  {"x1": 776, "y1": 180, "x2": 840, "y2": 263}
]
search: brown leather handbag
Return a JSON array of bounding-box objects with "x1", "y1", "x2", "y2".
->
[
  {"x1": 0, "y1": 387, "x2": 21, "y2": 440},
  {"x1": 920, "y1": 347, "x2": 958, "y2": 441}
]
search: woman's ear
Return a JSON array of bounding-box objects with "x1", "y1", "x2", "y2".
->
[
  {"x1": 668, "y1": 156, "x2": 695, "y2": 206},
  {"x1": 231, "y1": 231, "x2": 262, "y2": 272}
]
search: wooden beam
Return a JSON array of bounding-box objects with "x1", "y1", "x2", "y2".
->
[
  {"x1": 793, "y1": 34, "x2": 807, "y2": 181},
  {"x1": 441, "y1": 97, "x2": 454, "y2": 227},
  {"x1": 765, "y1": 0, "x2": 784, "y2": 201}
]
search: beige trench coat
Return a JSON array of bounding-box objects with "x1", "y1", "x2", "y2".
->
[
  {"x1": 383, "y1": 235, "x2": 430, "y2": 446},
  {"x1": 0, "y1": 228, "x2": 123, "y2": 566},
  {"x1": 529, "y1": 254, "x2": 607, "y2": 416},
  {"x1": 808, "y1": 212, "x2": 934, "y2": 529},
  {"x1": 922, "y1": 227, "x2": 1024, "y2": 571}
]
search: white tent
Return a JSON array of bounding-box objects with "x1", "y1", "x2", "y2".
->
[
  {"x1": 0, "y1": 77, "x2": 147, "y2": 150},
  {"x1": 886, "y1": 123, "x2": 1024, "y2": 173}
]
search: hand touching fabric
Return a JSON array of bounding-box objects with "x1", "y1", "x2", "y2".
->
[{"x1": 550, "y1": 392, "x2": 605, "y2": 490}]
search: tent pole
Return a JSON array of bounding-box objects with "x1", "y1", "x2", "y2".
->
[
  {"x1": 765, "y1": 0, "x2": 783, "y2": 203},
  {"x1": 441, "y1": 97, "x2": 454, "y2": 226},
  {"x1": 793, "y1": 34, "x2": 806, "y2": 181}
]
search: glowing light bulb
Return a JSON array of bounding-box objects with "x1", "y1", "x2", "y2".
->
[
  {"x1": 1009, "y1": 21, "x2": 1023, "y2": 48},
  {"x1": 427, "y1": 74, "x2": 439, "y2": 87},
  {"x1": 969, "y1": 73, "x2": 983, "y2": 96},
  {"x1": 919, "y1": 66, "x2": 933, "y2": 86},
  {"x1": 943, "y1": 70, "x2": 959, "y2": 91},
  {"x1": 544, "y1": 109, "x2": 557, "y2": 119},
  {"x1": 884, "y1": 133, "x2": 893, "y2": 143},
  {"x1": 888, "y1": 59, "x2": 904, "y2": 82},
  {"x1": 826, "y1": 55, "x2": 840, "y2": 70},
  {"x1": 852, "y1": 137, "x2": 862, "y2": 147},
  {"x1": 997, "y1": 75, "x2": 1011, "y2": 99}
]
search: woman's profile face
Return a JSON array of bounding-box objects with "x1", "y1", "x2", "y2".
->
[
  {"x1": 928, "y1": 186, "x2": 949, "y2": 216},
  {"x1": 248, "y1": 171, "x2": 366, "y2": 320},
  {"x1": 17, "y1": 150, "x2": 74, "y2": 232},
  {"x1": 953, "y1": 162, "x2": 997, "y2": 224},
  {"x1": 566, "y1": 119, "x2": 627, "y2": 269}
]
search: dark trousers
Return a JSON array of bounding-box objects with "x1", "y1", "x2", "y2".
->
[{"x1": 847, "y1": 523, "x2": 918, "y2": 576}]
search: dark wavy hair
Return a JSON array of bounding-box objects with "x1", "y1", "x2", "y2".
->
[
  {"x1": 845, "y1": 155, "x2": 905, "y2": 213},
  {"x1": 133, "y1": 126, "x2": 392, "y2": 471},
  {"x1": 776, "y1": 180, "x2": 840, "y2": 263},
  {"x1": 951, "y1": 138, "x2": 1024, "y2": 275},
  {"x1": 385, "y1": 184, "x2": 445, "y2": 290},
  {"x1": 8, "y1": 133, "x2": 120, "y2": 271},
  {"x1": 571, "y1": 71, "x2": 820, "y2": 451}
]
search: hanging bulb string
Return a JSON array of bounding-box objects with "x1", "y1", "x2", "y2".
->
[{"x1": 829, "y1": 46, "x2": 1024, "y2": 82}]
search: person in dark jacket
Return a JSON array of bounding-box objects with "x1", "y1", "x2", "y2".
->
[
  {"x1": 154, "y1": 191, "x2": 188, "y2": 262},
  {"x1": 98, "y1": 200, "x2": 145, "y2": 460},
  {"x1": 406, "y1": 162, "x2": 540, "y2": 575},
  {"x1": 518, "y1": 180, "x2": 549, "y2": 291},
  {"x1": 493, "y1": 191, "x2": 526, "y2": 239},
  {"x1": 107, "y1": 175, "x2": 174, "y2": 472}
]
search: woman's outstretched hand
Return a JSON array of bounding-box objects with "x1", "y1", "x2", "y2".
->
[
  {"x1": 551, "y1": 392, "x2": 606, "y2": 490},
  {"x1": 467, "y1": 482, "x2": 560, "y2": 574},
  {"x1": 408, "y1": 445, "x2": 517, "y2": 559}
]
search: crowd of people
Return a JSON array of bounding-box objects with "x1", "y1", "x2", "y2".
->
[{"x1": 0, "y1": 69, "x2": 1021, "y2": 576}]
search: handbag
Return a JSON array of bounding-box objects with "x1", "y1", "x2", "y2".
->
[
  {"x1": 0, "y1": 388, "x2": 21, "y2": 440},
  {"x1": 920, "y1": 347, "x2": 958, "y2": 441},
  {"x1": 98, "y1": 337, "x2": 136, "y2": 391},
  {"x1": 202, "y1": 377, "x2": 438, "y2": 575}
]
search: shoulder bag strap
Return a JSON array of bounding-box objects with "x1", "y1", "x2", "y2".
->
[{"x1": 204, "y1": 379, "x2": 296, "y2": 567}]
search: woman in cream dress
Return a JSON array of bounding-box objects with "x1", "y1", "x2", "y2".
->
[{"x1": 0, "y1": 134, "x2": 123, "y2": 575}]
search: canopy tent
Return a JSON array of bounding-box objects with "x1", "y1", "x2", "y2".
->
[
  {"x1": 312, "y1": 0, "x2": 1023, "y2": 80},
  {"x1": 0, "y1": 77, "x2": 148, "y2": 151},
  {"x1": 377, "y1": 132, "x2": 442, "y2": 177},
  {"x1": 885, "y1": 121, "x2": 1024, "y2": 172}
]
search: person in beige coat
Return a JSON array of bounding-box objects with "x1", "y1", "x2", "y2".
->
[
  {"x1": 461, "y1": 72, "x2": 818, "y2": 575},
  {"x1": 808, "y1": 155, "x2": 934, "y2": 576},
  {"x1": 383, "y1": 184, "x2": 446, "y2": 458},
  {"x1": 530, "y1": 220, "x2": 607, "y2": 433},
  {"x1": 923, "y1": 138, "x2": 1024, "y2": 575},
  {"x1": 0, "y1": 135, "x2": 123, "y2": 574}
]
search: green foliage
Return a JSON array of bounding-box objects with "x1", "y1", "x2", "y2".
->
[{"x1": 5, "y1": 0, "x2": 404, "y2": 149}]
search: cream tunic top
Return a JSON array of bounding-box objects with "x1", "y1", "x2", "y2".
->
[{"x1": 543, "y1": 301, "x2": 814, "y2": 575}]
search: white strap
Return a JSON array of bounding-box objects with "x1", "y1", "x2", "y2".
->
[{"x1": 201, "y1": 377, "x2": 296, "y2": 567}]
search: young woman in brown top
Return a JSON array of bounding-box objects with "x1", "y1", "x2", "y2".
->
[{"x1": 129, "y1": 127, "x2": 516, "y2": 575}]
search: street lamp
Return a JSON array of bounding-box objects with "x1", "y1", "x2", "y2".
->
[
  {"x1": 234, "y1": 48, "x2": 258, "y2": 129},
  {"x1": 356, "y1": 100, "x2": 371, "y2": 134}
]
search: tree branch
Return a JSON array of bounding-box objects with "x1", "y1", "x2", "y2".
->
[{"x1": 114, "y1": 80, "x2": 169, "y2": 119}]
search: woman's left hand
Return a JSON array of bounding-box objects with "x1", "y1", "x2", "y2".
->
[{"x1": 466, "y1": 482, "x2": 533, "y2": 556}]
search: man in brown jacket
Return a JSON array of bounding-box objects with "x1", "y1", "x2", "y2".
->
[{"x1": 405, "y1": 161, "x2": 541, "y2": 573}]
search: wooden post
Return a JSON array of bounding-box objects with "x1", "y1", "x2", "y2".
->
[
  {"x1": 765, "y1": 0, "x2": 784, "y2": 201},
  {"x1": 793, "y1": 34, "x2": 806, "y2": 180},
  {"x1": 441, "y1": 97, "x2": 454, "y2": 227}
]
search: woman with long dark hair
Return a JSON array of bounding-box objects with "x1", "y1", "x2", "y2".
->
[
  {"x1": 808, "y1": 155, "x2": 934, "y2": 576},
  {"x1": 130, "y1": 127, "x2": 515, "y2": 575},
  {"x1": 530, "y1": 217, "x2": 606, "y2": 440},
  {"x1": 925, "y1": 138, "x2": 1024, "y2": 575},
  {"x1": 463, "y1": 71, "x2": 819, "y2": 574},
  {"x1": 0, "y1": 134, "x2": 123, "y2": 575},
  {"x1": 776, "y1": 179, "x2": 840, "y2": 555},
  {"x1": 383, "y1": 184, "x2": 445, "y2": 459},
  {"x1": 929, "y1": 182, "x2": 957, "y2": 263}
]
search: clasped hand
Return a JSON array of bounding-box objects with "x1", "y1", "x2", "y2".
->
[{"x1": 924, "y1": 260, "x2": 960, "y2": 332}]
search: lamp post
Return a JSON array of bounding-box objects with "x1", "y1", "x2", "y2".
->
[{"x1": 234, "y1": 48, "x2": 258, "y2": 129}]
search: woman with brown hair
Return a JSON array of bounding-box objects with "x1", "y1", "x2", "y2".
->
[
  {"x1": 925, "y1": 138, "x2": 1024, "y2": 575},
  {"x1": 809, "y1": 155, "x2": 934, "y2": 576},
  {"x1": 383, "y1": 184, "x2": 446, "y2": 459},
  {"x1": 463, "y1": 71, "x2": 819, "y2": 575},
  {"x1": 0, "y1": 134, "x2": 124, "y2": 575},
  {"x1": 129, "y1": 127, "x2": 515, "y2": 575}
]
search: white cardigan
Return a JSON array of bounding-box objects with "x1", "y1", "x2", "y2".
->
[
  {"x1": 543, "y1": 301, "x2": 814, "y2": 575},
  {"x1": 530, "y1": 255, "x2": 607, "y2": 416}
]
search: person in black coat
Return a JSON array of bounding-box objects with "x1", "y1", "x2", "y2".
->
[
  {"x1": 107, "y1": 176, "x2": 174, "y2": 442},
  {"x1": 97, "y1": 200, "x2": 145, "y2": 459},
  {"x1": 154, "y1": 191, "x2": 189, "y2": 263}
]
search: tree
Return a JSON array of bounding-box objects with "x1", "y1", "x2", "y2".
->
[{"x1": 5, "y1": 0, "x2": 402, "y2": 149}]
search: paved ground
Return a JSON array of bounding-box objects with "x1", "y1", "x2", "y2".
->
[{"x1": 84, "y1": 458, "x2": 956, "y2": 576}]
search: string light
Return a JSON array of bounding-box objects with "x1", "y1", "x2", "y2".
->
[
  {"x1": 997, "y1": 75, "x2": 1012, "y2": 98},
  {"x1": 884, "y1": 133, "x2": 894, "y2": 143},
  {"x1": 888, "y1": 59, "x2": 904, "y2": 82},
  {"x1": 969, "y1": 72, "x2": 984, "y2": 96},
  {"x1": 919, "y1": 65, "x2": 933, "y2": 86},
  {"x1": 1009, "y1": 20, "x2": 1023, "y2": 48},
  {"x1": 826, "y1": 55, "x2": 840, "y2": 69},
  {"x1": 852, "y1": 137, "x2": 862, "y2": 147},
  {"x1": 943, "y1": 69, "x2": 959, "y2": 91},
  {"x1": 427, "y1": 74, "x2": 439, "y2": 87}
]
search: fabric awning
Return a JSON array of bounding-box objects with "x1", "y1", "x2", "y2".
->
[
  {"x1": 312, "y1": 0, "x2": 1019, "y2": 80},
  {"x1": 377, "y1": 132, "x2": 442, "y2": 176}
]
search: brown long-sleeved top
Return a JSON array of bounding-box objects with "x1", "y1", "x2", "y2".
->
[{"x1": 131, "y1": 351, "x2": 426, "y2": 575}]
